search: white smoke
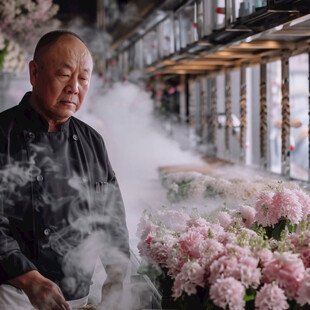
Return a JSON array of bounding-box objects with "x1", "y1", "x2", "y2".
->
[
  {"x1": 4, "y1": 72, "x2": 205, "y2": 308},
  {"x1": 77, "y1": 80, "x2": 206, "y2": 244}
]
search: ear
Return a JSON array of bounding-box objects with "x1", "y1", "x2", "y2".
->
[{"x1": 29, "y1": 60, "x2": 38, "y2": 87}]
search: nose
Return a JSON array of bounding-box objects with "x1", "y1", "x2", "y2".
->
[{"x1": 66, "y1": 76, "x2": 79, "y2": 94}]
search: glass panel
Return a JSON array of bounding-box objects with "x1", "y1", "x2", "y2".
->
[
  {"x1": 216, "y1": 74, "x2": 226, "y2": 159},
  {"x1": 235, "y1": 0, "x2": 268, "y2": 18},
  {"x1": 197, "y1": 0, "x2": 204, "y2": 39},
  {"x1": 215, "y1": 0, "x2": 225, "y2": 30},
  {"x1": 134, "y1": 40, "x2": 143, "y2": 70},
  {"x1": 160, "y1": 18, "x2": 174, "y2": 58},
  {"x1": 143, "y1": 30, "x2": 158, "y2": 66},
  {"x1": 128, "y1": 46, "x2": 135, "y2": 72},
  {"x1": 234, "y1": 0, "x2": 246, "y2": 18},
  {"x1": 289, "y1": 53, "x2": 309, "y2": 181},
  {"x1": 267, "y1": 60, "x2": 282, "y2": 174},
  {"x1": 188, "y1": 79, "x2": 197, "y2": 146},
  {"x1": 247, "y1": 66, "x2": 260, "y2": 167},
  {"x1": 179, "y1": 3, "x2": 198, "y2": 48},
  {"x1": 203, "y1": 0, "x2": 216, "y2": 35},
  {"x1": 174, "y1": 15, "x2": 181, "y2": 52}
]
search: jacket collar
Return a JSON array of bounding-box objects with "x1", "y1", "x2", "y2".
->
[{"x1": 18, "y1": 92, "x2": 70, "y2": 132}]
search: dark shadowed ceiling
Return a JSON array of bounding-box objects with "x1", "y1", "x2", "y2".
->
[{"x1": 53, "y1": 0, "x2": 98, "y2": 25}]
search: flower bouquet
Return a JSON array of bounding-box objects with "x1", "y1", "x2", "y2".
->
[
  {"x1": 0, "y1": 0, "x2": 59, "y2": 48},
  {"x1": 137, "y1": 183, "x2": 310, "y2": 309},
  {"x1": 0, "y1": 34, "x2": 26, "y2": 74},
  {"x1": 0, "y1": 0, "x2": 60, "y2": 74}
]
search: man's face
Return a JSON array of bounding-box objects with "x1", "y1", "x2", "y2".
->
[{"x1": 29, "y1": 35, "x2": 93, "y2": 124}]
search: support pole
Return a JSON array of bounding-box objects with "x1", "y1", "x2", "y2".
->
[
  {"x1": 281, "y1": 51, "x2": 291, "y2": 177},
  {"x1": 260, "y1": 57, "x2": 268, "y2": 169},
  {"x1": 210, "y1": 76, "x2": 218, "y2": 155},
  {"x1": 240, "y1": 62, "x2": 247, "y2": 163},
  {"x1": 308, "y1": 49, "x2": 310, "y2": 181},
  {"x1": 225, "y1": 70, "x2": 232, "y2": 155}
]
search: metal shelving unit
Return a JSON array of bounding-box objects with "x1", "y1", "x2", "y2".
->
[{"x1": 103, "y1": 0, "x2": 310, "y2": 184}]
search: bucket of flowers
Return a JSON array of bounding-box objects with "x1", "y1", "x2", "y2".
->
[{"x1": 137, "y1": 183, "x2": 310, "y2": 309}]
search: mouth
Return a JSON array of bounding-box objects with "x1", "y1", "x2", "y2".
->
[{"x1": 59, "y1": 100, "x2": 77, "y2": 107}]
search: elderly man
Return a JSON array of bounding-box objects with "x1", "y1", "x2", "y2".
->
[{"x1": 0, "y1": 31, "x2": 130, "y2": 310}]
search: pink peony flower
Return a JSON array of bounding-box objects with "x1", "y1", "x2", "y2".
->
[
  {"x1": 209, "y1": 255, "x2": 238, "y2": 284},
  {"x1": 165, "y1": 252, "x2": 187, "y2": 278},
  {"x1": 255, "y1": 283, "x2": 289, "y2": 310},
  {"x1": 209, "y1": 241, "x2": 261, "y2": 287},
  {"x1": 187, "y1": 217, "x2": 225, "y2": 241},
  {"x1": 198, "y1": 238, "x2": 225, "y2": 277},
  {"x1": 148, "y1": 232, "x2": 178, "y2": 266},
  {"x1": 136, "y1": 213, "x2": 157, "y2": 242},
  {"x1": 257, "y1": 248, "x2": 273, "y2": 267},
  {"x1": 218, "y1": 211, "x2": 233, "y2": 230},
  {"x1": 137, "y1": 222, "x2": 157, "y2": 258},
  {"x1": 210, "y1": 277, "x2": 245, "y2": 310},
  {"x1": 187, "y1": 217, "x2": 209, "y2": 228},
  {"x1": 238, "y1": 226, "x2": 260, "y2": 238},
  {"x1": 207, "y1": 222, "x2": 226, "y2": 240},
  {"x1": 179, "y1": 227, "x2": 206, "y2": 259},
  {"x1": 240, "y1": 205, "x2": 256, "y2": 228},
  {"x1": 297, "y1": 268, "x2": 310, "y2": 306},
  {"x1": 298, "y1": 247, "x2": 310, "y2": 269},
  {"x1": 293, "y1": 189, "x2": 310, "y2": 219},
  {"x1": 288, "y1": 232, "x2": 310, "y2": 268},
  {"x1": 288, "y1": 232, "x2": 300, "y2": 247},
  {"x1": 239, "y1": 256, "x2": 261, "y2": 288},
  {"x1": 255, "y1": 190, "x2": 277, "y2": 227},
  {"x1": 262, "y1": 251, "x2": 305, "y2": 299},
  {"x1": 225, "y1": 244, "x2": 252, "y2": 261},
  {"x1": 255, "y1": 188, "x2": 304, "y2": 227},
  {"x1": 272, "y1": 189, "x2": 303, "y2": 225},
  {"x1": 172, "y1": 260, "x2": 205, "y2": 299}
]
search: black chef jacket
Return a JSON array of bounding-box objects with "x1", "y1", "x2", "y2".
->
[{"x1": 0, "y1": 92, "x2": 130, "y2": 300}]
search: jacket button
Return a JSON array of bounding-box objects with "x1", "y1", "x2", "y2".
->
[
  {"x1": 36, "y1": 175, "x2": 43, "y2": 182},
  {"x1": 28, "y1": 132, "x2": 35, "y2": 139},
  {"x1": 72, "y1": 134, "x2": 78, "y2": 141},
  {"x1": 43, "y1": 228, "x2": 51, "y2": 236}
]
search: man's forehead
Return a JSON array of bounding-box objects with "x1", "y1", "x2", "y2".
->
[
  {"x1": 59, "y1": 62, "x2": 92, "y2": 73},
  {"x1": 54, "y1": 36, "x2": 90, "y2": 54},
  {"x1": 42, "y1": 42, "x2": 93, "y2": 68},
  {"x1": 37, "y1": 34, "x2": 92, "y2": 64}
]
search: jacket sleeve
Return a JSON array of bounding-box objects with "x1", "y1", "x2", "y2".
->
[
  {"x1": 0, "y1": 216, "x2": 37, "y2": 283},
  {"x1": 0, "y1": 145, "x2": 37, "y2": 283}
]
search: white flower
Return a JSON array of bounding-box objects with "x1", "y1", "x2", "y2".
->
[{"x1": 1, "y1": 37, "x2": 26, "y2": 74}]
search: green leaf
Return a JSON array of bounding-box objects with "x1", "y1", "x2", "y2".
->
[
  {"x1": 244, "y1": 294, "x2": 255, "y2": 302},
  {"x1": 0, "y1": 49, "x2": 7, "y2": 70},
  {"x1": 288, "y1": 299, "x2": 305, "y2": 310},
  {"x1": 272, "y1": 220, "x2": 287, "y2": 241}
]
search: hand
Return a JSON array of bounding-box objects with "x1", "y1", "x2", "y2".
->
[{"x1": 8, "y1": 270, "x2": 71, "y2": 310}]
